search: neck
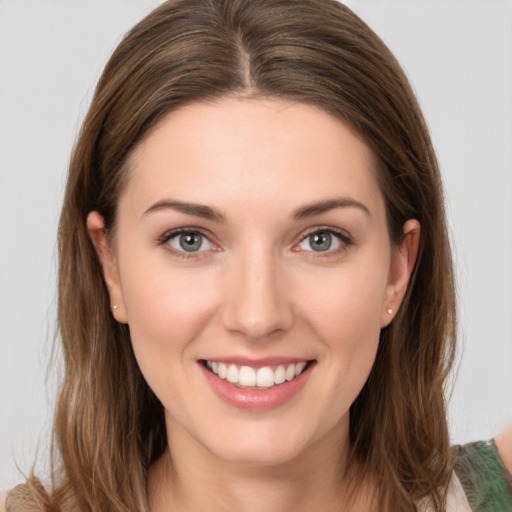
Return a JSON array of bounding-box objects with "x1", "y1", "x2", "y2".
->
[{"x1": 147, "y1": 420, "x2": 375, "y2": 512}]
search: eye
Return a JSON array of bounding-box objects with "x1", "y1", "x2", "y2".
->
[
  {"x1": 161, "y1": 229, "x2": 215, "y2": 253},
  {"x1": 296, "y1": 228, "x2": 350, "y2": 253}
]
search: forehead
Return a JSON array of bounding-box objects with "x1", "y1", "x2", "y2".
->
[{"x1": 122, "y1": 97, "x2": 384, "y2": 218}]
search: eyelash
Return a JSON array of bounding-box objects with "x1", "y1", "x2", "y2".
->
[
  {"x1": 295, "y1": 227, "x2": 353, "y2": 257},
  {"x1": 158, "y1": 228, "x2": 217, "y2": 260},
  {"x1": 158, "y1": 226, "x2": 353, "y2": 260}
]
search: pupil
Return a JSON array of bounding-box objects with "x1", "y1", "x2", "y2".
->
[
  {"x1": 311, "y1": 232, "x2": 331, "y2": 251},
  {"x1": 179, "y1": 233, "x2": 202, "y2": 251}
]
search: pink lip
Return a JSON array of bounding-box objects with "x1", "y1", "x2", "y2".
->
[{"x1": 199, "y1": 360, "x2": 315, "y2": 411}]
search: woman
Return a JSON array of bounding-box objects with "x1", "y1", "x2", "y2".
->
[{"x1": 3, "y1": 0, "x2": 511, "y2": 510}]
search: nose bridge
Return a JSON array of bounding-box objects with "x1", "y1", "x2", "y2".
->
[{"x1": 222, "y1": 241, "x2": 293, "y2": 340}]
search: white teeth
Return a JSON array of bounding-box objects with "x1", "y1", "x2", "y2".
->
[
  {"x1": 256, "y1": 367, "x2": 274, "y2": 388},
  {"x1": 217, "y1": 362, "x2": 227, "y2": 379},
  {"x1": 238, "y1": 366, "x2": 256, "y2": 386},
  {"x1": 295, "y1": 361, "x2": 307, "y2": 376},
  {"x1": 274, "y1": 365, "x2": 286, "y2": 384},
  {"x1": 285, "y1": 364, "x2": 295, "y2": 381},
  {"x1": 226, "y1": 364, "x2": 239, "y2": 383},
  {"x1": 206, "y1": 360, "x2": 309, "y2": 388}
]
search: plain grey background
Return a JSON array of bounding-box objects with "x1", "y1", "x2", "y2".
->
[{"x1": 1, "y1": 0, "x2": 511, "y2": 491}]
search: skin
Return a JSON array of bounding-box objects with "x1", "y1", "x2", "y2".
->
[{"x1": 88, "y1": 97, "x2": 420, "y2": 512}]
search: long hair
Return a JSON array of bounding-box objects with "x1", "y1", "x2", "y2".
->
[{"x1": 7, "y1": 1, "x2": 456, "y2": 510}]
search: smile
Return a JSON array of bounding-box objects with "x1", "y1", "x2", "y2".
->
[
  {"x1": 204, "y1": 360, "x2": 309, "y2": 389},
  {"x1": 200, "y1": 358, "x2": 316, "y2": 410}
]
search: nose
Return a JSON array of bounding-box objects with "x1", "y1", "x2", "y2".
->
[{"x1": 221, "y1": 248, "x2": 294, "y2": 341}]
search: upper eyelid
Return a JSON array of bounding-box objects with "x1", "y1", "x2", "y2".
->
[
  {"x1": 158, "y1": 225, "x2": 352, "y2": 250},
  {"x1": 298, "y1": 226, "x2": 352, "y2": 242},
  {"x1": 159, "y1": 229, "x2": 217, "y2": 258},
  {"x1": 159, "y1": 227, "x2": 214, "y2": 243}
]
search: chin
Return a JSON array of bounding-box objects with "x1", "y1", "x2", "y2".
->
[
  {"x1": 199, "y1": 422, "x2": 322, "y2": 468},
  {"x1": 213, "y1": 443, "x2": 306, "y2": 468}
]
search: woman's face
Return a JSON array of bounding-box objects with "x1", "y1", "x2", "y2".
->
[{"x1": 89, "y1": 97, "x2": 418, "y2": 467}]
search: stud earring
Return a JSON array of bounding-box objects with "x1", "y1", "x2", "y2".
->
[
  {"x1": 386, "y1": 308, "x2": 393, "y2": 315},
  {"x1": 111, "y1": 305, "x2": 118, "y2": 312}
]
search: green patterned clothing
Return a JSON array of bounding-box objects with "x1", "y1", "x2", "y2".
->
[{"x1": 453, "y1": 440, "x2": 512, "y2": 512}]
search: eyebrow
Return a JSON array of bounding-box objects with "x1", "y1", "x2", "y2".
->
[
  {"x1": 292, "y1": 197, "x2": 370, "y2": 220},
  {"x1": 142, "y1": 197, "x2": 370, "y2": 222},
  {"x1": 143, "y1": 200, "x2": 225, "y2": 222}
]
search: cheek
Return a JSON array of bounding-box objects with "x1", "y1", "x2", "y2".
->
[
  {"x1": 319, "y1": 282, "x2": 381, "y2": 386},
  {"x1": 117, "y1": 255, "x2": 220, "y2": 367},
  {"x1": 298, "y1": 260, "x2": 388, "y2": 345},
  {"x1": 119, "y1": 261, "x2": 223, "y2": 421},
  {"x1": 294, "y1": 260, "x2": 388, "y2": 403}
]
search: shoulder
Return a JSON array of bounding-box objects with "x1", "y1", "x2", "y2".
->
[
  {"x1": 453, "y1": 438, "x2": 512, "y2": 512},
  {"x1": 495, "y1": 421, "x2": 512, "y2": 476}
]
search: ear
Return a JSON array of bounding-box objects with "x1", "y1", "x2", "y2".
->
[
  {"x1": 380, "y1": 219, "x2": 420, "y2": 328},
  {"x1": 87, "y1": 211, "x2": 128, "y2": 323}
]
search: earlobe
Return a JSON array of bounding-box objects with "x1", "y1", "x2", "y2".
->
[
  {"x1": 86, "y1": 211, "x2": 128, "y2": 323},
  {"x1": 380, "y1": 219, "x2": 420, "y2": 328}
]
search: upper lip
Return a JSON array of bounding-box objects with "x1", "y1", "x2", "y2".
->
[{"x1": 199, "y1": 357, "x2": 315, "y2": 368}]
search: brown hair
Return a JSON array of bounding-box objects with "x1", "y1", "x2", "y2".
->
[{"x1": 7, "y1": 0, "x2": 456, "y2": 510}]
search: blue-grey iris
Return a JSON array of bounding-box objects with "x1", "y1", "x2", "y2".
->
[
  {"x1": 179, "y1": 233, "x2": 203, "y2": 251},
  {"x1": 309, "y1": 232, "x2": 331, "y2": 251}
]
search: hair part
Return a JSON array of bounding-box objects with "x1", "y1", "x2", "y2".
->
[{"x1": 9, "y1": 1, "x2": 456, "y2": 511}]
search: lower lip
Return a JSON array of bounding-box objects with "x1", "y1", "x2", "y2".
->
[{"x1": 200, "y1": 362, "x2": 315, "y2": 411}]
